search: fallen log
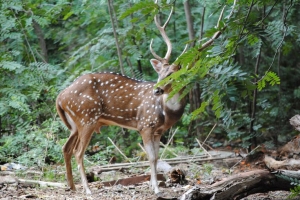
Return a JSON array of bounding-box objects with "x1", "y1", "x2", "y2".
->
[
  {"x1": 18, "y1": 179, "x2": 67, "y2": 188},
  {"x1": 91, "y1": 151, "x2": 234, "y2": 173},
  {"x1": 179, "y1": 169, "x2": 292, "y2": 200},
  {"x1": 101, "y1": 173, "x2": 165, "y2": 187},
  {"x1": 279, "y1": 169, "x2": 300, "y2": 179},
  {"x1": 264, "y1": 155, "x2": 300, "y2": 170}
]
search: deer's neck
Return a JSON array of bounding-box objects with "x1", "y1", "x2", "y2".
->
[
  {"x1": 162, "y1": 93, "x2": 183, "y2": 111},
  {"x1": 159, "y1": 91, "x2": 186, "y2": 127}
]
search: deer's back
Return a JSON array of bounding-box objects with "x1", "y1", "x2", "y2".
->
[{"x1": 57, "y1": 73, "x2": 168, "y2": 132}]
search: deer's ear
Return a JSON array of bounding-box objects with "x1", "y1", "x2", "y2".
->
[{"x1": 150, "y1": 59, "x2": 163, "y2": 73}]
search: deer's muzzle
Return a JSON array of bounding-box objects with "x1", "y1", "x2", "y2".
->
[{"x1": 153, "y1": 87, "x2": 164, "y2": 96}]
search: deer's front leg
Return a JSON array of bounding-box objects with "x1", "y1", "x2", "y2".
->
[{"x1": 141, "y1": 129, "x2": 161, "y2": 194}]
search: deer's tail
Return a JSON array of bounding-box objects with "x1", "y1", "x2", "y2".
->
[{"x1": 56, "y1": 96, "x2": 72, "y2": 130}]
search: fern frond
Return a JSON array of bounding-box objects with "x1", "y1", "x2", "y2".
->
[
  {"x1": 257, "y1": 71, "x2": 280, "y2": 91},
  {"x1": 119, "y1": 0, "x2": 156, "y2": 20},
  {"x1": 0, "y1": 61, "x2": 24, "y2": 73},
  {"x1": 191, "y1": 101, "x2": 209, "y2": 120}
]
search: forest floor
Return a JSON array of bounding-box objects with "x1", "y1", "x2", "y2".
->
[{"x1": 0, "y1": 153, "x2": 293, "y2": 200}]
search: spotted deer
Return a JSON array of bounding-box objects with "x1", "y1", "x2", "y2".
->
[{"x1": 56, "y1": 6, "x2": 189, "y2": 194}]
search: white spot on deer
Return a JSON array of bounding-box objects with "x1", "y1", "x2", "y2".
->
[{"x1": 89, "y1": 80, "x2": 92, "y2": 84}]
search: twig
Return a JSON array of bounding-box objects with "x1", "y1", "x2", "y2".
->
[
  {"x1": 160, "y1": 142, "x2": 178, "y2": 157},
  {"x1": 203, "y1": 123, "x2": 217, "y2": 144},
  {"x1": 160, "y1": 127, "x2": 179, "y2": 159},
  {"x1": 138, "y1": 143, "x2": 146, "y2": 154},
  {"x1": 226, "y1": 0, "x2": 237, "y2": 20},
  {"x1": 216, "y1": 5, "x2": 226, "y2": 29},
  {"x1": 196, "y1": 138, "x2": 212, "y2": 157},
  {"x1": 107, "y1": 137, "x2": 131, "y2": 163}
]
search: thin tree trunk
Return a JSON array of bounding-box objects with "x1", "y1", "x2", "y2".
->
[
  {"x1": 184, "y1": 1, "x2": 195, "y2": 47},
  {"x1": 128, "y1": 2, "x2": 142, "y2": 75},
  {"x1": 0, "y1": 116, "x2": 2, "y2": 136},
  {"x1": 107, "y1": 0, "x2": 124, "y2": 75},
  {"x1": 32, "y1": 20, "x2": 48, "y2": 63},
  {"x1": 185, "y1": 1, "x2": 203, "y2": 140},
  {"x1": 199, "y1": 7, "x2": 205, "y2": 43},
  {"x1": 249, "y1": 47, "x2": 260, "y2": 150},
  {"x1": 249, "y1": 5, "x2": 266, "y2": 151}
]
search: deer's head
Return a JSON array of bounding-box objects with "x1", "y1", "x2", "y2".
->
[
  {"x1": 150, "y1": 59, "x2": 181, "y2": 96},
  {"x1": 150, "y1": 6, "x2": 187, "y2": 96}
]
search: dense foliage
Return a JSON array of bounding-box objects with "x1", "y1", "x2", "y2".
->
[{"x1": 0, "y1": 0, "x2": 299, "y2": 169}]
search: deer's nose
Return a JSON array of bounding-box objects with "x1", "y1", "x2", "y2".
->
[{"x1": 153, "y1": 87, "x2": 164, "y2": 96}]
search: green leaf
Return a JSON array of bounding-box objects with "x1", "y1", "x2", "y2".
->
[{"x1": 257, "y1": 71, "x2": 280, "y2": 91}]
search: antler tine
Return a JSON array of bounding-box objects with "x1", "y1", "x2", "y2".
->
[
  {"x1": 150, "y1": 6, "x2": 174, "y2": 63},
  {"x1": 150, "y1": 39, "x2": 164, "y2": 61}
]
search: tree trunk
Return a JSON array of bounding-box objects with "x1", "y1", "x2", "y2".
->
[
  {"x1": 185, "y1": 1, "x2": 203, "y2": 141},
  {"x1": 180, "y1": 169, "x2": 292, "y2": 200},
  {"x1": 32, "y1": 20, "x2": 48, "y2": 63},
  {"x1": 107, "y1": 0, "x2": 124, "y2": 75}
]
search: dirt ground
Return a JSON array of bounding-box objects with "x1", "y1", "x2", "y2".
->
[
  {"x1": 0, "y1": 160, "x2": 294, "y2": 200},
  {"x1": 0, "y1": 182, "x2": 292, "y2": 200}
]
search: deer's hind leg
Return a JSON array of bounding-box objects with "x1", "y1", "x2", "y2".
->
[
  {"x1": 73, "y1": 125, "x2": 95, "y2": 194},
  {"x1": 62, "y1": 113, "x2": 79, "y2": 191}
]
